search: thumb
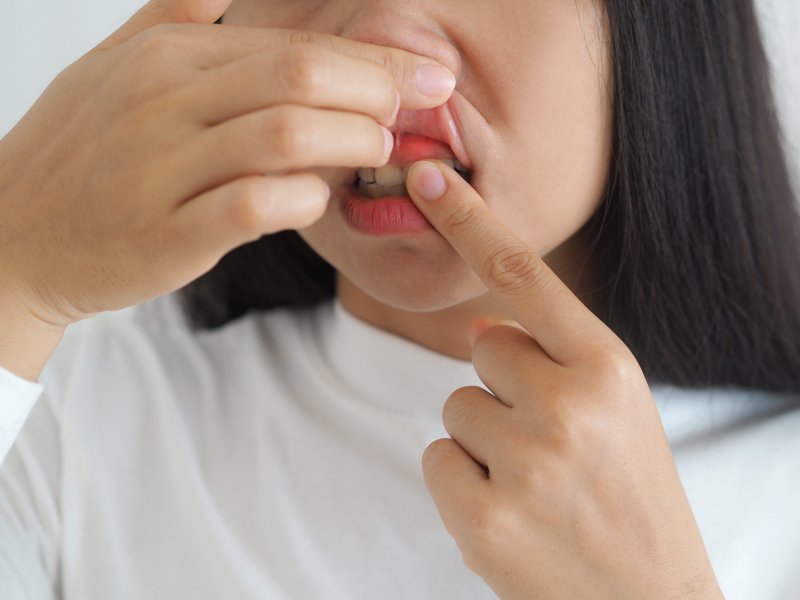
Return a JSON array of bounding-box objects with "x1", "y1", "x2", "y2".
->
[{"x1": 92, "y1": 0, "x2": 232, "y2": 52}]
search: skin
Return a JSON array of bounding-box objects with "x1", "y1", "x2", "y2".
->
[
  {"x1": 0, "y1": 0, "x2": 724, "y2": 595},
  {"x1": 224, "y1": 2, "x2": 723, "y2": 597},
  {"x1": 0, "y1": 0, "x2": 450, "y2": 379},
  {"x1": 222, "y1": 0, "x2": 613, "y2": 361},
  {"x1": 405, "y1": 161, "x2": 725, "y2": 599}
]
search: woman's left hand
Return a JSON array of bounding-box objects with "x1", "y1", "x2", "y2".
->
[{"x1": 404, "y1": 161, "x2": 725, "y2": 600}]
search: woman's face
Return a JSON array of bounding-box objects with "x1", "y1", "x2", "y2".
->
[{"x1": 223, "y1": 1, "x2": 613, "y2": 312}]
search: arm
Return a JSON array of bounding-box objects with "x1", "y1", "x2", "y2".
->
[
  {"x1": 0, "y1": 293, "x2": 66, "y2": 383},
  {"x1": 0, "y1": 292, "x2": 64, "y2": 465}
]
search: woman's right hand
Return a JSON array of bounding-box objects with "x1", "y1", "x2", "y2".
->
[{"x1": 0, "y1": 0, "x2": 455, "y2": 329}]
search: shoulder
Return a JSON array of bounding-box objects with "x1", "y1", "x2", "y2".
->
[{"x1": 40, "y1": 294, "x2": 322, "y2": 410}]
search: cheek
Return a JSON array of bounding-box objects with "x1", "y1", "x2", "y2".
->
[
  {"x1": 494, "y1": 107, "x2": 612, "y2": 257},
  {"x1": 487, "y1": 28, "x2": 613, "y2": 255}
]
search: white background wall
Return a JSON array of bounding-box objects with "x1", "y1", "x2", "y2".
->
[{"x1": 1, "y1": 1, "x2": 798, "y2": 187}]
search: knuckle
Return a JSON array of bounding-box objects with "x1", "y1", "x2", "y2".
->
[
  {"x1": 266, "y1": 106, "x2": 314, "y2": 166},
  {"x1": 421, "y1": 438, "x2": 452, "y2": 473},
  {"x1": 285, "y1": 29, "x2": 318, "y2": 48},
  {"x1": 484, "y1": 245, "x2": 546, "y2": 294},
  {"x1": 522, "y1": 459, "x2": 565, "y2": 497},
  {"x1": 114, "y1": 24, "x2": 187, "y2": 112},
  {"x1": 445, "y1": 205, "x2": 481, "y2": 238},
  {"x1": 442, "y1": 387, "x2": 482, "y2": 432},
  {"x1": 463, "y1": 499, "x2": 508, "y2": 555},
  {"x1": 546, "y1": 405, "x2": 584, "y2": 455},
  {"x1": 277, "y1": 45, "x2": 331, "y2": 99},
  {"x1": 544, "y1": 392, "x2": 605, "y2": 460},
  {"x1": 378, "y1": 51, "x2": 409, "y2": 93},
  {"x1": 131, "y1": 23, "x2": 179, "y2": 57},
  {"x1": 591, "y1": 347, "x2": 639, "y2": 387}
]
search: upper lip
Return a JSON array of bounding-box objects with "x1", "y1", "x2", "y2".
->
[
  {"x1": 388, "y1": 99, "x2": 473, "y2": 171},
  {"x1": 334, "y1": 96, "x2": 477, "y2": 190}
]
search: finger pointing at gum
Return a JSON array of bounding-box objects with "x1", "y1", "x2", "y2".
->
[{"x1": 404, "y1": 160, "x2": 621, "y2": 367}]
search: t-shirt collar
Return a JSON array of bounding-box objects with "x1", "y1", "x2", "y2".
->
[{"x1": 310, "y1": 297, "x2": 487, "y2": 419}]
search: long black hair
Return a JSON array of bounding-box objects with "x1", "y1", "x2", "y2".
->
[{"x1": 182, "y1": 5, "x2": 800, "y2": 394}]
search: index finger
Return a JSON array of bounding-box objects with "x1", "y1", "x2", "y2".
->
[
  {"x1": 127, "y1": 22, "x2": 457, "y2": 110},
  {"x1": 405, "y1": 160, "x2": 617, "y2": 366}
]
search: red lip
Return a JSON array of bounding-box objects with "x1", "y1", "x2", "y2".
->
[
  {"x1": 341, "y1": 189, "x2": 432, "y2": 235},
  {"x1": 386, "y1": 132, "x2": 457, "y2": 167},
  {"x1": 336, "y1": 96, "x2": 480, "y2": 236},
  {"x1": 388, "y1": 99, "x2": 473, "y2": 170},
  {"x1": 340, "y1": 132, "x2": 446, "y2": 236}
]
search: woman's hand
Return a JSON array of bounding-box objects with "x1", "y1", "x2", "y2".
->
[
  {"x1": 404, "y1": 161, "x2": 725, "y2": 600},
  {"x1": 0, "y1": 0, "x2": 455, "y2": 329}
]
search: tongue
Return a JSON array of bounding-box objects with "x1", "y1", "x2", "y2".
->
[{"x1": 388, "y1": 132, "x2": 456, "y2": 167}]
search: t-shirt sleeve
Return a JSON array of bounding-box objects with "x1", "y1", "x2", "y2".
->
[
  {"x1": 0, "y1": 366, "x2": 44, "y2": 466},
  {"x1": 0, "y1": 385, "x2": 60, "y2": 599},
  {"x1": 0, "y1": 296, "x2": 188, "y2": 598},
  {"x1": 0, "y1": 312, "x2": 103, "y2": 599}
]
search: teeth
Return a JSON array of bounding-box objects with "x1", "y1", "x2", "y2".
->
[
  {"x1": 375, "y1": 164, "x2": 405, "y2": 186},
  {"x1": 357, "y1": 167, "x2": 376, "y2": 183},
  {"x1": 358, "y1": 159, "x2": 468, "y2": 187},
  {"x1": 358, "y1": 179, "x2": 407, "y2": 199},
  {"x1": 355, "y1": 159, "x2": 471, "y2": 199}
]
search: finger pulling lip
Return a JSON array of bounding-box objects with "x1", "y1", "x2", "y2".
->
[
  {"x1": 387, "y1": 98, "x2": 474, "y2": 171},
  {"x1": 330, "y1": 89, "x2": 484, "y2": 191}
]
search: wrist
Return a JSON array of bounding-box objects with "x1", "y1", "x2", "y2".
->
[{"x1": 0, "y1": 285, "x2": 67, "y2": 382}]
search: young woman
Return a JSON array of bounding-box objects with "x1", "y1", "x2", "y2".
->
[{"x1": 1, "y1": 0, "x2": 798, "y2": 598}]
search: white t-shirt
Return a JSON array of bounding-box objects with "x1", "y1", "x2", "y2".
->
[{"x1": 0, "y1": 294, "x2": 798, "y2": 599}]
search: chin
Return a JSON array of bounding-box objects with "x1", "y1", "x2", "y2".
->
[
  {"x1": 349, "y1": 269, "x2": 489, "y2": 312},
  {"x1": 302, "y1": 232, "x2": 488, "y2": 313}
]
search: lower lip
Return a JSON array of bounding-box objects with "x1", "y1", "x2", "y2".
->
[{"x1": 341, "y1": 184, "x2": 433, "y2": 235}]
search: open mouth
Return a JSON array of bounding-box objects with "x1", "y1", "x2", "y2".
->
[{"x1": 351, "y1": 159, "x2": 473, "y2": 199}]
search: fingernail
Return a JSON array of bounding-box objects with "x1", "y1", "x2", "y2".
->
[
  {"x1": 408, "y1": 161, "x2": 447, "y2": 202},
  {"x1": 416, "y1": 63, "x2": 456, "y2": 97},
  {"x1": 382, "y1": 126, "x2": 394, "y2": 159}
]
